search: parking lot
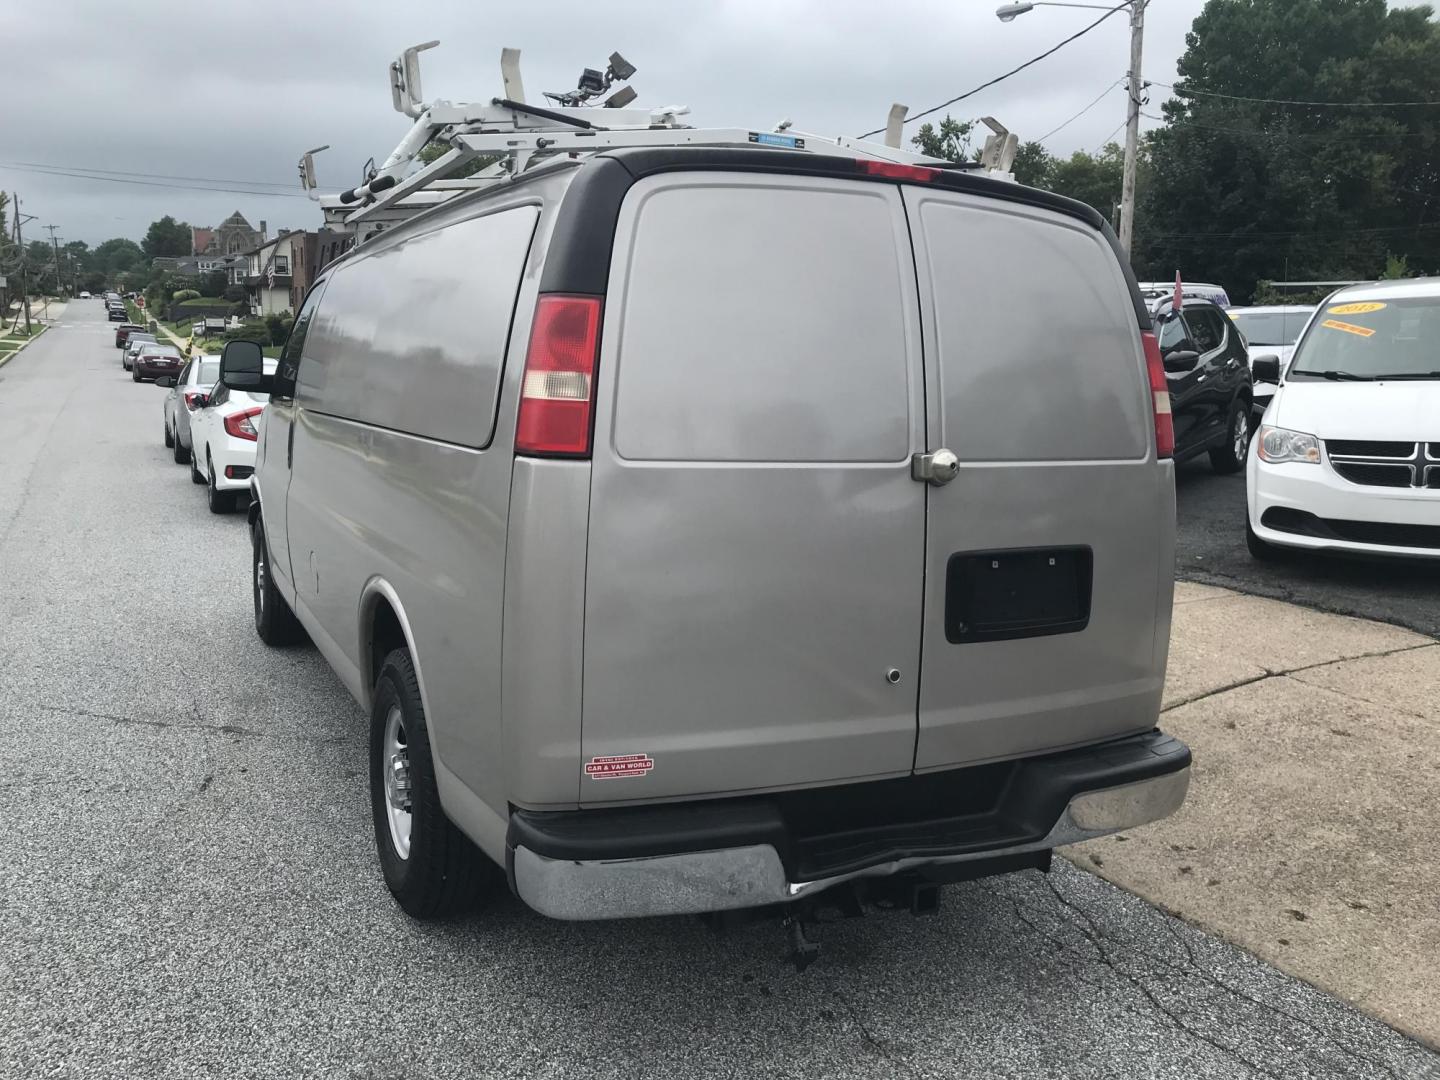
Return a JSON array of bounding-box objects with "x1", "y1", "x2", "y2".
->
[
  {"x1": 3, "y1": 303, "x2": 1438, "y2": 1079},
  {"x1": 1175, "y1": 461, "x2": 1440, "y2": 637}
]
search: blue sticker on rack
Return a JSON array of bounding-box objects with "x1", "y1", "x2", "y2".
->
[{"x1": 749, "y1": 132, "x2": 805, "y2": 149}]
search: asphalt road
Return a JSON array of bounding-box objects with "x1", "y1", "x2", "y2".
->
[
  {"x1": 1175, "y1": 460, "x2": 1440, "y2": 638},
  {"x1": 2, "y1": 303, "x2": 1437, "y2": 1080}
]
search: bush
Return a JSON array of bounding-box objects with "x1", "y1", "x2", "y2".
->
[
  {"x1": 264, "y1": 311, "x2": 294, "y2": 346},
  {"x1": 223, "y1": 284, "x2": 246, "y2": 303},
  {"x1": 171, "y1": 289, "x2": 201, "y2": 303},
  {"x1": 222, "y1": 320, "x2": 270, "y2": 344},
  {"x1": 201, "y1": 270, "x2": 227, "y2": 298}
]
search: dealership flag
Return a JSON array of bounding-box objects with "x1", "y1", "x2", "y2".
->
[{"x1": 1173, "y1": 271, "x2": 1183, "y2": 311}]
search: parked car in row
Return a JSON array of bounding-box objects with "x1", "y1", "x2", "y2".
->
[
  {"x1": 1152, "y1": 297, "x2": 1255, "y2": 472},
  {"x1": 122, "y1": 333, "x2": 157, "y2": 369},
  {"x1": 160, "y1": 354, "x2": 221, "y2": 464},
  {"x1": 219, "y1": 147, "x2": 1191, "y2": 926},
  {"x1": 167, "y1": 356, "x2": 276, "y2": 513},
  {"x1": 107, "y1": 304, "x2": 129, "y2": 323},
  {"x1": 132, "y1": 343, "x2": 183, "y2": 382},
  {"x1": 1248, "y1": 278, "x2": 1440, "y2": 561},
  {"x1": 114, "y1": 323, "x2": 145, "y2": 349},
  {"x1": 1227, "y1": 304, "x2": 1316, "y2": 418}
]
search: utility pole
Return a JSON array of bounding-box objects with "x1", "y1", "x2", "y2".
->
[
  {"x1": 13, "y1": 192, "x2": 32, "y2": 334},
  {"x1": 1118, "y1": 0, "x2": 1147, "y2": 257},
  {"x1": 45, "y1": 224, "x2": 63, "y2": 298}
]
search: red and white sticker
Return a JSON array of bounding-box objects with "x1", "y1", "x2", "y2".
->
[{"x1": 584, "y1": 753, "x2": 654, "y2": 780}]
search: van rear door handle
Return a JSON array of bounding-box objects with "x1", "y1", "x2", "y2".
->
[{"x1": 912, "y1": 449, "x2": 960, "y2": 486}]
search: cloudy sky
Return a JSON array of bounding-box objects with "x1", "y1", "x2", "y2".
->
[{"x1": 7, "y1": 0, "x2": 1207, "y2": 246}]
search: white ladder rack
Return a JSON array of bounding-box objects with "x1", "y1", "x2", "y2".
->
[{"x1": 302, "y1": 42, "x2": 1020, "y2": 244}]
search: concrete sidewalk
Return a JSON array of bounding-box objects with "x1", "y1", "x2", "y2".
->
[{"x1": 1075, "y1": 583, "x2": 1440, "y2": 1048}]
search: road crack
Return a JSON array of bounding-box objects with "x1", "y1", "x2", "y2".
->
[
  {"x1": 1041, "y1": 875, "x2": 1286, "y2": 1079},
  {"x1": 1163, "y1": 641, "x2": 1437, "y2": 713}
]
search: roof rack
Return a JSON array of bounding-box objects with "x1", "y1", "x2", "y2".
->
[{"x1": 302, "y1": 42, "x2": 1022, "y2": 243}]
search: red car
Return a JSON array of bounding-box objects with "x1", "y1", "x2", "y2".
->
[
  {"x1": 114, "y1": 324, "x2": 145, "y2": 348},
  {"x1": 132, "y1": 344, "x2": 184, "y2": 383}
]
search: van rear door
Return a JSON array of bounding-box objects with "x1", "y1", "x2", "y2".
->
[
  {"x1": 581, "y1": 172, "x2": 927, "y2": 803},
  {"x1": 902, "y1": 187, "x2": 1171, "y2": 770}
]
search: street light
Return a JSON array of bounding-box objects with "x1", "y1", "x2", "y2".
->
[{"x1": 996, "y1": 0, "x2": 1147, "y2": 258}]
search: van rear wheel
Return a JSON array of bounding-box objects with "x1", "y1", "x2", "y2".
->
[
  {"x1": 251, "y1": 518, "x2": 305, "y2": 645},
  {"x1": 370, "y1": 649, "x2": 489, "y2": 918}
]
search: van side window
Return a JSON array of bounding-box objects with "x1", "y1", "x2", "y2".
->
[
  {"x1": 274, "y1": 283, "x2": 326, "y2": 399},
  {"x1": 297, "y1": 206, "x2": 540, "y2": 448}
]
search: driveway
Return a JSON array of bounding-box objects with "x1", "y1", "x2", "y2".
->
[{"x1": 1, "y1": 304, "x2": 1436, "y2": 1079}]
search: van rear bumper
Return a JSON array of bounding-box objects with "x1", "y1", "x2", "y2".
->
[{"x1": 507, "y1": 729, "x2": 1190, "y2": 920}]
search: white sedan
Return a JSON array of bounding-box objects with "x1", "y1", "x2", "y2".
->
[
  {"x1": 1247, "y1": 278, "x2": 1440, "y2": 561},
  {"x1": 188, "y1": 359, "x2": 277, "y2": 514}
]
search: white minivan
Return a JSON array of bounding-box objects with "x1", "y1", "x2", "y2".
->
[
  {"x1": 216, "y1": 146, "x2": 1190, "y2": 933},
  {"x1": 1248, "y1": 278, "x2": 1440, "y2": 560}
]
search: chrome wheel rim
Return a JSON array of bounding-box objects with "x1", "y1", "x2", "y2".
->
[
  {"x1": 382, "y1": 704, "x2": 413, "y2": 860},
  {"x1": 254, "y1": 542, "x2": 266, "y2": 615},
  {"x1": 1233, "y1": 412, "x2": 1249, "y2": 460}
]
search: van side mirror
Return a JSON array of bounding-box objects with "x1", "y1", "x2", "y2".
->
[
  {"x1": 1251, "y1": 355, "x2": 1281, "y2": 383},
  {"x1": 1162, "y1": 349, "x2": 1200, "y2": 373},
  {"x1": 220, "y1": 340, "x2": 271, "y2": 393}
]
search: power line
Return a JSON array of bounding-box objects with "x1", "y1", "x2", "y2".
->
[
  {"x1": 4, "y1": 160, "x2": 296, "y2": 189},
  {"x1": 1148, "y1": 80, "x2": 1440, "y2": 108},
  {"x1": 0, "y1": 162, "x2": 307, "y2": 199},
  {"x1": 1038, "y1": 79, "x2": 1123, "y2": 143},
  {"x1": 1094, "y1": 119, "x2": 1127, "y2": 152},
  {"x1": 858, "y1": 2, "x2": 1129, "y2": 138}
]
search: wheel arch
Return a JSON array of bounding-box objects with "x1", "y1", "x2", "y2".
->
[{"x1": 358, "y1": 579, "x2": 433, "y2": 721}]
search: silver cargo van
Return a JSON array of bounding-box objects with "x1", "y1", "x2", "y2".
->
[{"x1": 221, "y1": 147, "x2": 1189, "y2": 930}]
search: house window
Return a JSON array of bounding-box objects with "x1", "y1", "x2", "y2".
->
[{"x1": 274, "y1": 255, "x2": 289, "y2": 274}]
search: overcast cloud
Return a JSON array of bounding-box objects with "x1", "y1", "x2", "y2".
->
[{"x1": 6, "y1": 0, "x2": 1206, "y2": 246}]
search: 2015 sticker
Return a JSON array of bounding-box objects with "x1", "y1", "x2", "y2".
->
[
  {"x1": 585, "y1": 753, "x2": 654, "y2": 780},
  {"x1": 1320, "y1": 319, "x2": 1376, "y2": 338},
  {"x1": 1327, "y1": 302, "x2": 1387, "y2": 315}
]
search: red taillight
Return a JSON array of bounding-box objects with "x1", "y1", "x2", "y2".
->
[
  {"x1": 224, "y1": 406, "x2": 263, "y2": 442},
  {"x1": 857, "y1": 160, "x2": 941, "y2": 183},
  {"x1": 1143, "y1": 331, "x2": 1174, "y2": 459},
  {"x1": 515, "y1": 294, "x2": 603, "y2": 457},
  {"x1": 183, "y1": 392, "x2": 204, "y2": 409}
]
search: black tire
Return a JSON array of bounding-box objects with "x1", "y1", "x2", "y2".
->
[
  {"x1": 207, "y1": 454, "x2": 237, "y2": 514},
  {"x1": 190, "y1": 452, "x2": 206, "y2": 485},
  {"x1": 131, "y1": 366, "x2": 141, "y2": 382},
  {"x1": 164, "y1": 421, "x2": 174, "y2": 449},
  {"x1": 370, "y1": 649, "x2": 488, "y2": 918},
  {"x1": 173, "y1": 432, "x2": 190, "y2": 465},
  {"x1": 1246, "y1": 516, "x2": 1289, "y2": 562},
  {"x1": 1209, "y1": 398, "x2": 1250, "y2": 474},
  {"x1": 251, "y1": 517, "x2": 305, "y2": 646}
]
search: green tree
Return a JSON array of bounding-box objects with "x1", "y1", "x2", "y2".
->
[
  {"x1": 1047, "y1": 143, "x2": 1127, "y2": 224},
  {"x1": 200, "y1": 269, "x2": 228, "y2": 297},
  {"x1": 141, "y1": 216, "x2": 192, "y2": 259},
  {"x1": 94, "y1": 237, "x2": 144, "y2": 280},
  {"x1": 1010, "y1": 140, "x2": 1053, "y2": 188},
  {"x1": 911, "y1": 115, "x2": 974, "y2": 163},
  {"x1": 1136, "y1": 0, "x2": 1440, "y2": 301}
]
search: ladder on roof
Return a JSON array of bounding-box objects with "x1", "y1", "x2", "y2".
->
[{"x1": 300, "y1": 42, "x2": 1023, "y2": 244}]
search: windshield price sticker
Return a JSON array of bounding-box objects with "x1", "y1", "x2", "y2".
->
[
  {"x1": 1321, "y1": 319, "x2": 1376, "y2": 338},
  {"x1": 1328, "y1": 302, "x2": 1386, "y2": 315}
]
